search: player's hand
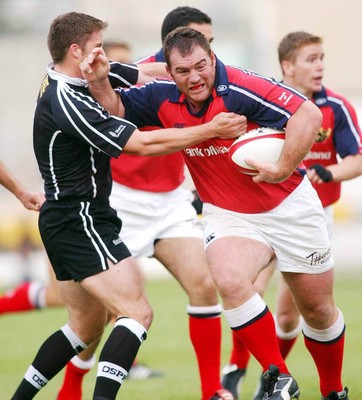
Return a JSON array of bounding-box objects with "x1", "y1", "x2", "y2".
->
[
  {"x1": 245, "y1": 159, "x2": 292, "y2": 184},
  {"x1": 80, "y1": 47, "x2": 110, "y2": 83},
  {"x1": 210, "y1": 113, "x2": 247, "y2": 139},
  {"x1": 18, "y1": 190, "x2": 45, "y2": 212},
  {"x1": 307, "y1": 164, "x2": 333, "y2": 183}
]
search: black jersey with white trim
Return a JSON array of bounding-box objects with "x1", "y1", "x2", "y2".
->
[{"x1": 33, "y1": 66, "x2": 137, "y2": 201}]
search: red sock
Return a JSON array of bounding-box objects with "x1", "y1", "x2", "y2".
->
[
  {"x1": 189, "y1": 313, "x2": 222, "y2": 400},
  {"x1": 57, "y1": 357, "x2": 93, "y2": 400},
  {"x1": 0, "y1": 282, "x2": 35, "y2": 314},
  {"x1": 232, "y1": 309, "x2": 289, "y2": 374},
  {"x1": 277, "y1": 336, "x2": 298, "y2": 360},
  {"x1": 304, "y1": 330, "x2": 345, "y2": 396},
  {"x1": 229, "y1": 329, "x2": 251, "y2": 368}
]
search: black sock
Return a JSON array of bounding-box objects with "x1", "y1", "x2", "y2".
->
[
  {"x1": 11, "y1": 326, "x2": 85, "y2": 399},
  {"x1": 93, "y1": 319, "x2": 147, "y2": 400}
]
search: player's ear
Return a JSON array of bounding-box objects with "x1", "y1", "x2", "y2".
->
[
  {"x1": 165, "y1": 65, "x2": 172, "y2": 78},
  {"x1": 210, "y1": 51, "x2": 216, "y2": 66},
  {"x1": 70, "y1": 43, "x2": 82, "y2": 59},
  {"x1": 281, "y1": 60, "x2": 293, "y2": 77}
]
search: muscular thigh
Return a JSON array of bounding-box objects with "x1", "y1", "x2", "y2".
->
[
  {"x1": 206, "y1": 237, "x2": 274, "y2": 308},
  {"x1": 154, "y1": 237, "x2": 217, "y2": 305},
  {"x1": 81, "y1": 256, "x2": 152, "y2": 328}
]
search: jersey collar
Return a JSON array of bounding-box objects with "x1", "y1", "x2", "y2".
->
[
  {"x1": 47, "y1": 63, "x2": 89, "y2": 87},
  {"x1": 312, "y1": 86, "x2": 328, "y2": 106}
]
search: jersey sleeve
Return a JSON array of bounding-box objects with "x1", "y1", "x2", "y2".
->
[
  {"x1": 332, "y1": 98, "x2": 362, "y2": 158},
  {"x1": 225, "y1": 68, "x2": 306, "y2": 128},
  {"x1": 117, "y1": 83, "x2": 164, "y2": 128},
  {"x1": 108, "y1": 62, "x2": 139, "y2": 88},
  {"x1": 53, "y1": 80, "x2": 137, "y2": 158}
]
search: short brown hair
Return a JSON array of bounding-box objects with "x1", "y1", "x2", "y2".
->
[
  {"x1": 47, "y1": 12, "x2": 108, "y2": 64},
  {"x1": 278, "y1": 31, "x2": 322, "y2": 64},
  {"x1": 163, "y1": 27, "x2": 212, "y2": 67}
]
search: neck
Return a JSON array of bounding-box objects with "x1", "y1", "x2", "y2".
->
[{"x1": 54, "y1": 62, "x2": 82, "y2": 79}]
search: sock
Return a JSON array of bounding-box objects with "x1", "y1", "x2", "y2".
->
[
  {"x1": 0, "y1": 281, "x2": 46, "y2": 314},
  {"x1": 229, "y1": 329, "x2": 251, "y2": 369},
  {"x1": 57, "y1": 354, "x2": 96, "y2": 400},
  {"x1": 188, "y1": 304, "x2": 223, "y2": 400},
  {"x1": 11, "y1": 324, "x2": 86, "y2": 400},
  {"x1": 93, "y1": 318, "x2": 147, "y2": 400},
  {"x1": 223, "y1": 293, "x2": 288, "y2": 374},
  {"x1": 275, "y1": 316, "x2": 303, "y2": 359},
  {"x1": 303, "y1": 309, "x2": 345, "y2": 397}
]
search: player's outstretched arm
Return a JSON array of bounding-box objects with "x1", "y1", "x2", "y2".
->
[
  {"x1": 123, "y1": 112, "x2": 247, "y2": 156},
  {"x1": 0, "y1": 161, "x2": 45, "y2": 211}
]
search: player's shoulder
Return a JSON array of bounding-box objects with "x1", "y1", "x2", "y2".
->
[{"x1": 319, "y1": 86, "x2": 355, "y2": 109}]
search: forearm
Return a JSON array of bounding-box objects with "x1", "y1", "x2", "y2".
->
[
  {"x1": 0, "y1": 161, "x2": 24, "y2": 198},
  {"x1": 124, "y1": 123, "x2": 215, "y2": 156},
  {"x1": 326, "y1": 154, "x2": 362, "y2": 182},
  {"x1": 88, "y1": 79, "x2": 124, "y2": 117},
  {"x1": 280, "y1": 101, "x2": 322, "y2": 175}
]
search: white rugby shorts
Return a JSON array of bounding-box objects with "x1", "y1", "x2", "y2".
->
[
  {"x1": 202, "y1": 177, "x2": 334, "y2": 274},
  {"x1": 110, "y1": 182, "x2": 203, "y2": 258}
]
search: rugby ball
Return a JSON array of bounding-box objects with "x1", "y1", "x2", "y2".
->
[{"x1": 228, "y1": 127, "x2": 286, "y2": 175}]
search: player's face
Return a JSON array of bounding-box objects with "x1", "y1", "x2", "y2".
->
[
  {"x1": 284, "y1": 43, "x2": 324, "y2": 98},
  {"x1": 167, "y1": 46, "x2": 216, "y2": 113},
  {"x1": 81, "y1": 31, "x2": 103, "y2": 59}
]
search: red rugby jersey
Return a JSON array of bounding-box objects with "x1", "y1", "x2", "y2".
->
[
  {"x1": 118, "y1": 58, "x2": 308, "y2": 213},
  {"x1": 304, "y1": 87, "x2": 362, "y2": 207}
]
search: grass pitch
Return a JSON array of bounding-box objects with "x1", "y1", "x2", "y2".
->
[{"x1": 1, "y1": 270, "x2": 361, "y2": 399}]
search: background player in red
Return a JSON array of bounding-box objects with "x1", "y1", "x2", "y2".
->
[
  {"x1": 222, "y1": 31, "x2": 360, "y2": 400},
  {"x1": 83, "y1": 26, "x2": 349, "y2": 400}
]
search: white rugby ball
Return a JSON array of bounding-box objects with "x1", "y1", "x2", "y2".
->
[{"x1": 228, "y1": 127, "x2": 285, "y2": 175}]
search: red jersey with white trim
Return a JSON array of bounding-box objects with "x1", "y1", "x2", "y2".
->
[
  {"x1": 304, "y1": 87, "x2": 362, "y2": 207},
  {"x1": 110, "y1": 49, "x2": 186, "y2": 192},
  {"x1": 118, "y1": 58, "x2": 307, "y2": 213}
]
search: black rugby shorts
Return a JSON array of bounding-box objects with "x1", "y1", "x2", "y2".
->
[{"x1": 39, "y1": 198, "x2": 132, "y2": 281}]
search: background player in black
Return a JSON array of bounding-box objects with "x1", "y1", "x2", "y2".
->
[{"x1": 11, "y1": 12, "x2": 246, "y2": 400}]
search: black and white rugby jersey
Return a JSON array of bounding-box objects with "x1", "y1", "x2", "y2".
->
[{"x1": 33, "y1": 63, "x2": 138, "y2": 201}]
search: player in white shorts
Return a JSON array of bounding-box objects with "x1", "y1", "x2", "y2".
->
[
  {"x1": 110, "y1": 183, "x2": 203, "y2": 258},
  {"x1": 203, "y1": 177, "x2": 333, "y2": 275}
]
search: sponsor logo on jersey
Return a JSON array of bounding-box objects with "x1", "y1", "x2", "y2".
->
[
  {"x1": 306, "y1": 248, "x2": 331, "y2": 266},
  {"x1": 109, "y1": 124, "x2": 127, "y2": 138},
  {"x1": 304, "y1": 151, "x2": 332, "y2": 161},
  {"x1": 278, "y1": 92, "x2": 293, "y2": 105},
  {"x1": 217, "y1": 84, "x2": 228, "y2": 92},
  {"x1": 315, "y1": 127, "x2": 332, "y2": 143},
  {"x1": 39, "y1": 76, "x2": 49, "y2": 98}
]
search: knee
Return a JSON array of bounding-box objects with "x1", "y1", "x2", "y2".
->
[
  {"x1": 276, "y1": 308, "x2": 300, "y2": 332},
  {"x1": 299, "y1": 300, "x2": 336, "y2": 328},
  {"x1": 185, "y1": 275, "x2": 218, "y2": 305}
]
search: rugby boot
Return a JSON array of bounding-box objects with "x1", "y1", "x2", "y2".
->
[
  {"x1": 261, "y1": 364, "x2": 300, "y2": 399},
  {"x1": 321, "y1": 387, "x2": 349, "y2": 400},
  {"x1": 221, "y1": 364, "x2": 246, "y2": 399}
]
